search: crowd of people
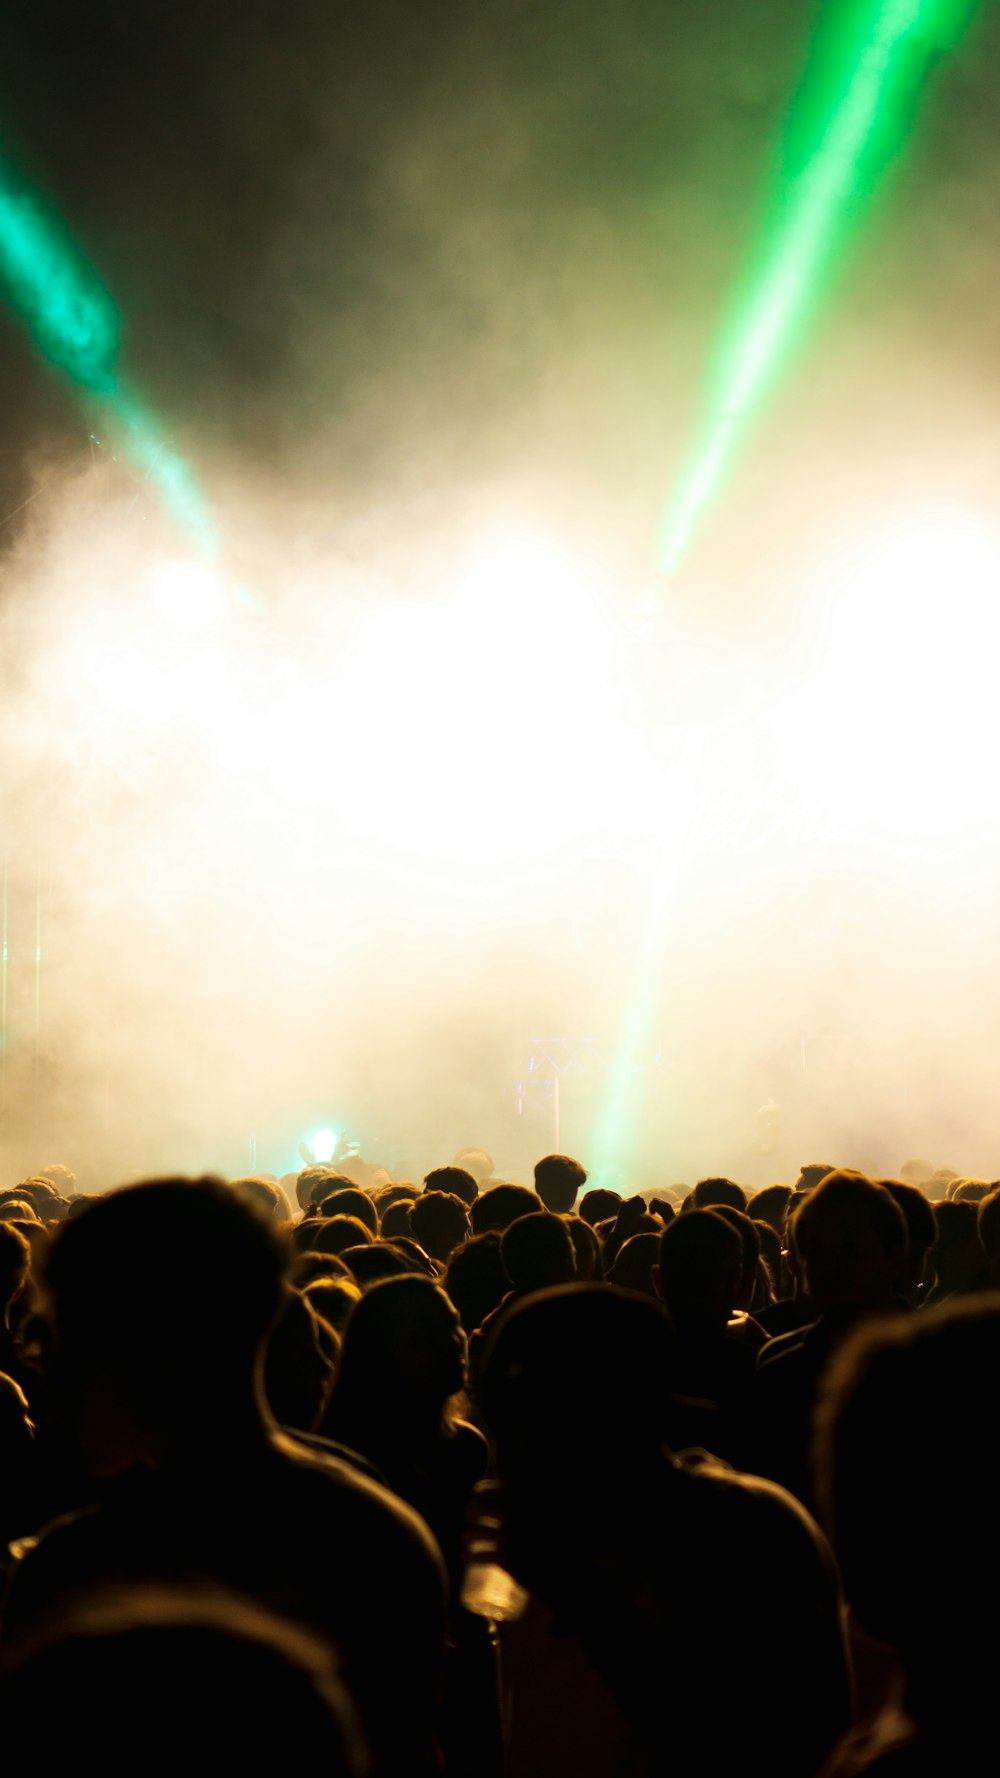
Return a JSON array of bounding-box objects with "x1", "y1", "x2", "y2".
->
[{"x1": 0, "y1": 1146, "x2": 994, "y2": 1774}]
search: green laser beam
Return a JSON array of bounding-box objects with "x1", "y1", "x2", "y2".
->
[
  {"x1": 658, "y1": 0, "x2": 981, "y2": 576},
  {"x1": 0, "y1": 161, "x2": 215, "y2": 553}
]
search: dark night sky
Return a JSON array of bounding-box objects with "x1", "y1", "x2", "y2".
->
[{"x1": 1, "y1": 0, "x2": 997, "y2": 561}]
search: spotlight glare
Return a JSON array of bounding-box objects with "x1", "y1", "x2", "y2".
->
[{"x1": 310, "y1": 1127, "x2": 338, "y2": 1164}]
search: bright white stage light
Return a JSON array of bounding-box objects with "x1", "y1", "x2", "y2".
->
[
  {"x1": 777, "y1": 504, "x2": 1000, "y2": 839},
  {"x1": 148, "y1": 559, "x2": 227, "y2": 629},
  {"x1": 310, "y1": 1127, "x2": 338, "y2": 1163}
]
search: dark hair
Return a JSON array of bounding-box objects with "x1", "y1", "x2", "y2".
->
[
  {"x1": 691, "y1": 1177, "x2": 747, "y2": 1212},
  {"x1": 0, "y1": 1585, "x2": 367, "y2": 1773},
  {"x1": 533, "y1": 1154, "x2": 587, "y2": 1214},
  {"x1": 423, "y1": 1166, "x2": 478, "y2": 1207},
  {"x1": 709, "y1": 1205, "x2": 761, "y2": 1280},
  {"x1": 470, "y1": 1184, "x2": 538, "y2": 1234},
  {"x1": 407, "y1": 1192, "x2": 470, "y2": 1263},
  {"x1": 882, "y1": 1181, "x2": 937, "y2": 1261},
  {"x1": 318, "y1": 1189, "x2": 379, "y2": 1236},
  {"x1": 338, "y1": 1243, "x2": 414, "y2": 1287},
  {"x1": 746, "y1": 1185, "x2": 792, "y2": 1232},
  {"x1": 793, "y1": 1171, "x2": 907, "y2": 1262},
  {"x1": 657, "y1": 1210, "x2": 742, "y2": 1320},
  {"x1": 0, "y1": 1222, "x2": 31, "y2": 1317},
  {"x1": 500, "y1": 1212, "x2": 576, "y2": 1293},
  {"x1": 578, "y1": 1187, "x2": 622, "y2": 1227},
  {"x1": 43, "y1": 1177, "x2": 286, "y2": 1420},
  {"x1": 444, "y1": 1233, "x2": 509, "y2": 1333},
  {"x1": 978, "y1": 1187, "x2": 1000, "y2": 1260},
  {"x1": 305, "y1": 1216, "x2": 373, "y2": 1258}
]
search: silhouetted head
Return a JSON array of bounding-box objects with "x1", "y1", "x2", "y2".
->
[
  {"x1": 318, "y1": 1188, "x2": 379, "y2": 1235},
  {"x1": 881, "y1": 1181, "x2": 937, "y2": 1300},
  {"x1": 746, "y1": 1184, "x2": 792, "y2": 1234},
  {"x1": 791, "y1": 1171, "x2": 907, "y2": 1320},
  {"x1": 533, "y1": 1154, "x2": 587, "y2": 1214},
  {"x1": 295, "y1": 1165, "x2": 342, "y2": 1212},
  {"x1": 338, "y1": 1243, "x2": 415, "y2": 1288},
  {"x1": 656, "y1": 1210, "x2": 742, "y2": 1331},
  {"x1": 480, "y1": 1286, "x2": 674, "y2": 1510},
  {"x1": 0, "y1": 1585, "x2": 367, "y2": 1774},
  {"x1": 379, "y1": 1199, "x2": 414, "y2": 1240},
  {"x1": 928, "y1": 1198, "x2": 985, "y2": 1295},
  {"x1": 795, "y1": 1163, "x2": 837, "y2": 1192},
  {"x1": 708, "y1": 1205, "x2": 761, "y2": 1309},
  {"x1": 334, "y1": 1275, "x2": 467, "y2": 1417},
  {"x1": 310, "y1": 1215, "x2": 373, "y2": 1257},
  {"x1": 816, "y1": 1297, "x2": 1000, "y2": 1695},
  {"x1": 301, "y1": 1275, "x2": 362, "y2": 1333},
  {"x1": 501, "y1": 1212, "x2": 576, "y2": 1293},
  {"x1": 606, "y1": 1232, "x2": 660, "y2": 1298},
  {"x1": 563, "y1": 1214, "x2": 603, "y2": 1281},
  {"x1": 264, "y1": 1288, "x2": 337, "y2": 1433},
  {"x1": 230, "y1": 1176, "x2": 285, "y2": 1220},
  {"x1": 408, "y1": 1191, "x2": 470, "y2": 1263},
  {"x1": 978, "y1": 1187, "x2": 1000, "y2": 1266},
  {"x1": 423, "y1": 1166, "x2": 478, "y2": 1207},
  {"x1": 578, "y1": 1187, "x2": 622, "y2": 1227},
  {"x1": 691, "y1": 1177, "x2": 747, "y2": 1212},
  {"x1": 444, "y1": 1232, "x2": 508, "y2": 1333},
  {"x1": 42, "y1": 1176, "x2": 287, "y2": 1442},
  {"x1": 952, "y1": 1179, "x2": 990, "y2": 1203},
  {"x1": 469, "y1": 1184, "x2": 538, "y2": 1234},
  {"x1": 0, "y1": 1222, "x2": 31, "y2": 1318}
]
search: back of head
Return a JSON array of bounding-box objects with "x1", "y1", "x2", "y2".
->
[
  {"x1": 0, "y1": 1221, "x2": 31, "y2": 1312},
  {"x1": 470, "y1": 1183, "x2": 539, "y2": 1234},
  {"x1": 301, "y1": 1275, "x2": 362, "y2": 1333},
  {"x1": 318, "y1": 1188, "x2": 379, "y2": 1235},
  {"x1": 379, "y1": 1199, "x2": 414, "y2": 1240},
  {"x1": 881, "y1": 1181, "x2": 937, "y2": 1298},
  {"x1": 563, "y1": 1214, "x2": 603, "y2": 1281},
  {"x1": 792, "y1": 1170, "x2": 907, "y2": 1319},
  {"x1": 816, "y1": 1298, "x2": 1000, "y2": 1684},
  {"x1": 795, "y1": 1163, "x2": 837, "y2": 1192},
  {"x1": 0, "y1": 1586, "x2": 367, "y2": 1774},
  {"x1": 533, "y1": 1154, "x2": 587, "y2": 1215},
  {"x1": 691, "y1": 1177, "x2": 747, "y2": 1212},
  {"x1": 709, "y1": 1205, "x2": 761, "y2": 1307},
  {"x1": 657, "y1": 1210, "x2": 742, "y2": 1330},
  {"x1": 746, "y1": 1184, "x2": 792, "y2": 1234},
  {"x1": 444, "y1": 1232, "x2": 508, "y2": 1332},
  {"x1": 231, "y1": 1176, "x2": 283, "y2": 1220},
  {"x1": 952, "y1": 1178, "x2": 990, "y2": 1203},
  {"x1": 295, "y1": 1165, "x2": 342, "y2": 1213},
  {"x1": 338, "y1": 1243, "x2": 414, "y2": 1288},
  {"x1": 43, "y1": 1177, "x2": 286, "y2": 1426},
  {"x1": 335, "y1": 1274, "x2": 466, "y2": 1413},
  {"x1": 500, "y1": 1212, "x2": 576, "y2": 1293},
  {"x1": 978, "y1": 1186, "x2": 1000, "y2": 1262},
  {"x1": 310, "y1": 1216, "x2": 373, "y2": 1257},
  {"x1": 578, "y1": 1187, "x2": 622, "y2": 1227},
  {"x1": 407, "y1": 1191, "x2": 470, "y2": 1262},
  {"x1": 423, "y1": 1166, "x2": 478, "y2": 1207},
  {"x1": 606, "y1": 1232, "x2": 660, "y2": 1297},
  {"x1": 480, "y1": 1285, "x2": 673, "y2": 1495}
]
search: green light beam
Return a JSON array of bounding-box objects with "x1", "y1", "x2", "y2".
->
[
  {"x1": 0, "y1": 162, "x2": 215, "y2": 553},
  {"x1": 658, "y1": 0, "x2": 981, "y2": 576},
  {"x1": 588, "y1": 727, "x2": 704, "y2": 1188}
]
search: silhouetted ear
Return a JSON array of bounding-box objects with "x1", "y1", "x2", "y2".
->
[{"x1": 651, "y1": 1264, "x2": 664, "y2": 1301}]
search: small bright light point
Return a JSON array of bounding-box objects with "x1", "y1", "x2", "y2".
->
[
  {"x1": 148, "y1": 559, "x2": 226, "y2": 629},
  {"x1": 310, "y1": 1128, "x2": 337, "y2": 1163}
]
